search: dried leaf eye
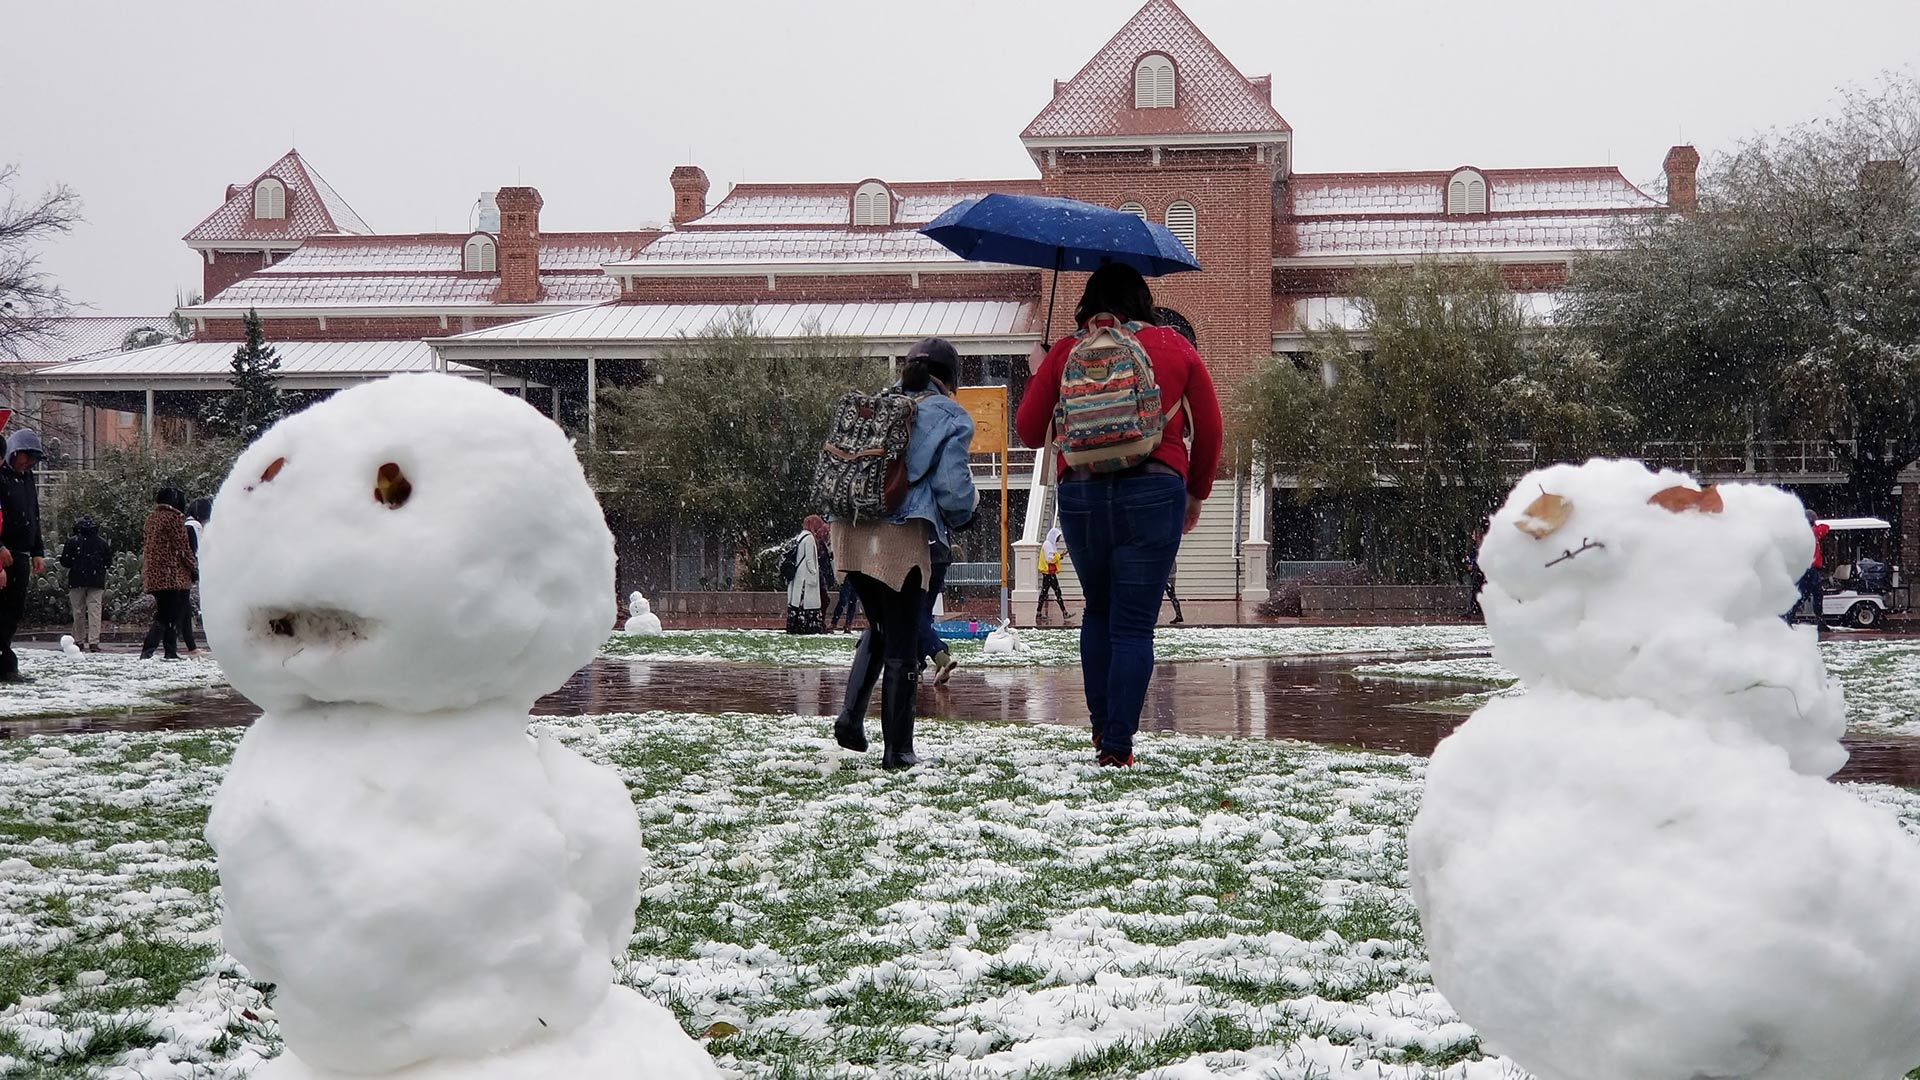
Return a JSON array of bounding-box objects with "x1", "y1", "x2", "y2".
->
[
  {"x1": 374, "y1": 462, "x2": 412, "y2": 509},
  {"x1": 261, "y1": 457, "x2": 286, "y2": 483}
]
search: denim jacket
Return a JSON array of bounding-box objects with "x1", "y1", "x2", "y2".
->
[{"x1": 893, "y1": 389, "x2": 978, "y2": 547}]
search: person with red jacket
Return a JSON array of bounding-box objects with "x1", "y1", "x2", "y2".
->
[
  {"x1": 1015, "y1": 264, "x2": 1224, "y2": 767},
  {"x1": 1793, "y1": 509, "x2": 1830, "y2": 627}
]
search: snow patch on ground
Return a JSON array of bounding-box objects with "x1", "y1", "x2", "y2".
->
[{"x1": 0, "y1": 651, "x2": 226, "y2": 719}]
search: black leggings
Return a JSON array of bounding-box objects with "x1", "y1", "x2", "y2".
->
[
  {"x1": 142, "y1": 590, "x2": 190, "y2": 658},
  {"x1": 850, "y1": 569, "x2": 925, "y2": 667}
]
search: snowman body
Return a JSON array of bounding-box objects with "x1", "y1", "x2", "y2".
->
[
  {"x1": 1409, "y1": 459, "x2": 1920, "y2": 1080},
  {"x1": 624, "y1": 590, "x2": 662, "y2": 636},
  {"x1": 201, "y1": 374, "x2": 719, "y2": 1078},
  {"x1": 983, "y1": 622, "x2": 1021, "y2": 654}
]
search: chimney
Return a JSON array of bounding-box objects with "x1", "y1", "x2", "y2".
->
[
  {"x1": 1663, "y1": 145, "x2": 1701, "y2": 212},
  {"x1": 492, "y1": 187, "x2": 543, "y2": 304},
  {"x1": 670, "y1": 166, "x2": 709, "y2": 226}
]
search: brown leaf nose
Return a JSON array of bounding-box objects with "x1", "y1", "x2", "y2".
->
[{"x1": 375, "y1": 463, "x2": 412, "y2": 509}]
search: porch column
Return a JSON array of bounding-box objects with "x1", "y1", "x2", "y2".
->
[
  {"x1": 585, "y1": 354, "x2": 598, "y2": 444},
  {"x1": 551, "y1": 384, "x2": 561, "y2": 420},
  {"x1": 1009, "y1": 445, "x2": 1051, "y2": 622},
  {"x1": 1241, "y1": 459, "x2": 1272, "y2": 607},
  {"x1": 143, "y1": 389, "x2": 154, "y2": 442}
]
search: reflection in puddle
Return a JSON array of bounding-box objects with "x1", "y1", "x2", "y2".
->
[{"x1": 8, "y1": 656, "x2": 1920, "y2": 787}]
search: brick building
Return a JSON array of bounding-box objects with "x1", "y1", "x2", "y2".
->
[{"x1": 36, "y1": 0, "x2": 1772, "y2": 607}]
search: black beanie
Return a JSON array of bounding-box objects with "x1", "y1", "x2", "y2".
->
[{"x1": 905, "y1": 337, "x2": 961, "y2": 388}]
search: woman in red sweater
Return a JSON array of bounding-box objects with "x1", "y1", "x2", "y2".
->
[{"x1": 1015, "y1": 264, "x2": 1224, "y2": 766}]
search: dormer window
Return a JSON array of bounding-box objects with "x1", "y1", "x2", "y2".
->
[
  {"x1": 1134, "y1": 54, "x2": 1175, "y2": 109},
  {"x1": 1447, "y1": 168, "x2": 1488, "y2": 215},
  {"x1": 464, "y1": 234, "x2": 497, "y2": 273},
  {"x1": 253, "y1": 177, "x2": 286, "y2": 220},
  {"x1": 852, "y1": 181, "x2": 893, "y2": 226},
  {"x1": 1118, "y1": 201, "x2": 1147, "y2": 219}
]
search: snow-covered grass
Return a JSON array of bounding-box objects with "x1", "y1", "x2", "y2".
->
[
  {"x1": 1822, "y1": 640, "x2": 1920, "y2": 737},
  {"x1": 603, "y1": 626, "x2": 1492, "y2": 669},
  {"x1": 3, "y1": 712, "x2": 1920, "y2": 1077},
  {"x1": 0, "y1": 651, "x2": 226, "y2": 720},
  {"x1": 1348, "y1": 658, "x2": 1516, "y2": 688}
]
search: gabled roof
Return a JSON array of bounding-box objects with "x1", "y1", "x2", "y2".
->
[
  {"x1": 1021, "y1": 0, "x2": 1290, "y2": 143},
  {"x1": 182, "y1": 149, "x2": 373, "y2": 246},
  {"x1": 0, "y1": 315, "x2": 179, "y2": 365},
  {"x1": 688, "y1": 180, "x2": 1043, "y2": 228}
]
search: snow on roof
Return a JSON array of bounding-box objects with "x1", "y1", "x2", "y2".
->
[
  {"x1": 445, "y1": 300, "x2": 1038, "y2": 346},
  {"x1": 249, "y1": 233, "x2": 658, "y2": 275},
  {"x1": 0, "y1": 315, "x2": 178, "y2": 365},
  {"x1": 691, "y1": 182, "x2": 1041, "y2": 228},
  {"x1": 1290, "y1": 169, "x2": 1660, "y2": 218},
  {"x1": 190, "y1": 273, "x2": 619, "y2": 311},
  {"x1": 182, "y1": 150, "x2": 373, "y2": 245},
  {"x1": 1022, "y1": 0, "x2": 1290, "y2": 141},
  {"x1": 617, "y1": 229, "x2": 971, "y2": 267},
  {"x1": 1288, "y1": 292, "x2": 1560, "y2": 333},
  {"x1": 1287, "y1": 214, "x2": 1630, "y2": 259},
  {"x1": 30, "y1": 339, "x2": 457, "y2": 380}
]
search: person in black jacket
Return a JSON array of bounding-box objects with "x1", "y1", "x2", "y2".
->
[
  {"x1": 59, "y1": 517, "x2": 112, "y2": 653},
  {"x1": 0, "y1": 430, "x2": 45, "y2": 682}
]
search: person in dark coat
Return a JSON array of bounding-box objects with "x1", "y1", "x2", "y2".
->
[
  {"x1": 140, "y1": 487, "x2": 197, "y2": 661},
  {"x1": 59, "y1": 517, "x2": 113, "y2": 653},
  {"x1": 0, "y1": 430, "x2": 46, "y2": 682}
]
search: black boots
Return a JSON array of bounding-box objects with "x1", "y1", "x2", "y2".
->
[
  {"x1": 834, "y1": 629, "x2": 879, "y2": 752},
  {"x1": 880, "y1": 659, "x2": 920, "y2": 770}
]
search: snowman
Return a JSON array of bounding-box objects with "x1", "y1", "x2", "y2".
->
[
  {"x1": 1409, "y1": 459, "x2": 1920, "y2": 1080},
  {"x1": 59, "y1": 635, "x2": 82, "y2": 658},
  {"x1": 983, "y1": 621, "x2": 1023, "y2": 655},
  {"x1": 201, "y1": 374, "x2": 719, "y2": 1079},
  {"x1": 624, "y1": 590, "x2": 662, "y2": 636}
]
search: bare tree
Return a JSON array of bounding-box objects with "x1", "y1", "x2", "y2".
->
[{"x1": 0, "y1": 164, "x2": 83, "y2": 361}]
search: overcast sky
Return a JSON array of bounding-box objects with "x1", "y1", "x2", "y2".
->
[{"x1": 5, "y1": 0, "x2": 1916, "y2": 314}]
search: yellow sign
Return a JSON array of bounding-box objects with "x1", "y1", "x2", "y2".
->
[{"x1": 955, "y1": 385, "x2": 1009, "y2": 453}]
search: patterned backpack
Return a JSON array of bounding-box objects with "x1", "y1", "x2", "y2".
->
[
  {"x1": 1053, "y1": 314, "x2": 1182, "y2": 472},
  {"x1": 812, "y1": 389, "x2": 918, "y2": 520}
]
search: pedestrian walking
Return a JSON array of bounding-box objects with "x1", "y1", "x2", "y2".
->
[
  {"x1": 1792, "y1": 509, "x2": 1830, "y2": 627},
  {"x1": 140, "y1": 487, "x2": 197, "y2": 661},
  {"x1": 783, "y1": 515, "x2": 831, "y2": 634},
  {"x1": 1015, "y1": 265, "x2": 1223, "y2": 767},
  {"x1": 828, "y1": 337, "x2": 977, "y2": 768},
  {"x1": 185, "y1": 497, "x2": 212, "y2": 651},
  {"x1": 59, "y1": 517, "x2": 112, "y2": 653},
  {"x1": 1163, "y1": 564, "x2": 1185, "y2": 625},
  {"x1": 828, "y1": 563, "x2": 862, "y2": 632},
  {"x1": 0, "y1": 431, "x2": 46, "y2": 683},
  {"x1": 1037, "y1": 524, "x2": 1071, "y2": 624}
]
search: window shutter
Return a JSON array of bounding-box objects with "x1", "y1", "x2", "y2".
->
[
  {"x1": 1135, "y1": 62, "x2": 1155, "y2": 108},
  {"x1": 1165, "y1": 201, "x2": 1197, "y2": 255},
  {"x1": 1447, "y1": 180, "x2": 1466, "y2": 215},
  {"x1": 481, "y1": 241, "x2": 495, "y2": 273},
  {"x1": 254, "y1": 180, "x2": 286, "y2": 220},
  {"x1": 1118, "y1": 202, "x2": 1146, "y2": 219},
  {"x1": 1156, "y1": 61, "x2": 1175, "y2": 107},
  {"x1": 1467, "y1": 179, "x2": 1487, "y2": 214}
]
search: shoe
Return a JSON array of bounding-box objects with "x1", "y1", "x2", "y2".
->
[
  {"x1": 1097, "y1": 749, "x2": 1134, "y2": 767},
  {"x1": 932, "y1": 650, "x2": 958, "y2": 687},
  {"x1": 880, "y1": 659, "x2": 921, "y2": 770},
  {"x1": 834, "y1": 629, "x2": 879, "y2": 752},
  {"x1": 87, "y1": 643, "x2": 102, "y2": 653},
  {"x1": 1170, "y1": 616, "x2": 1184, "y2": 626}
]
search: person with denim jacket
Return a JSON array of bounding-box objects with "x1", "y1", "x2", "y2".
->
[
  {"x1": 829, "y1": 337, "x2": 978, "y2": 768},
  {"x1": 1015, "y1": 265, "x2": 1224, "y2": 767}
]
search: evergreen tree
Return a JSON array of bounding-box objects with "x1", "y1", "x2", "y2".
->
[{"x1": 205, "y1": 308, "x2": 286, "y2": 442}]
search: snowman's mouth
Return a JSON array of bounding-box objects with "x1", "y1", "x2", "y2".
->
[{"x1": 252, "y1": 608, "x2": 374, "y2": 651}]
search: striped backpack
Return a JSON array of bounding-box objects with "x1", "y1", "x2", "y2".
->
[
  {"x1": 1053, "y1": 314, "x2": 1182, "y2": 472},
  {"x1": 812, "y1": 388, "x2": 918, "y2": 520}
]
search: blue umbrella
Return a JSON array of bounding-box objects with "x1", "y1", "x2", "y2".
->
[{"x1": 921, "y1": 193, "x2": 1200, "y2": 337}]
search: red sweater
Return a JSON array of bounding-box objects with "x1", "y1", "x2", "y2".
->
[{"x1": 1016, "y1": 325, "x2": 1225, "y2": 500}]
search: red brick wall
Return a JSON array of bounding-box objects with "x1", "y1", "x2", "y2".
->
[
  {"x1": 201, "y1": 250, "x2": 285, "y2": 300},
  {"x1": 1038, "y1": 147, "x2": 1275, "y2": 390},
  {"x1": 197, "y1": 313, "x2": 531, "y2": 342},
  {"x1": 494, "y1": 188, "x2": 543, "y2": 304}
]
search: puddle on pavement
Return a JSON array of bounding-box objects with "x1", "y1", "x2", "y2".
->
[{"x1": 7, "y1": 654, "x2": 1920, "y2": 787}]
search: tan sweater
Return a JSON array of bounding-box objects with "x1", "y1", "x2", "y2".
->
[{"x1": 830, "y1": 518, "x2": 932, "y2": 594}]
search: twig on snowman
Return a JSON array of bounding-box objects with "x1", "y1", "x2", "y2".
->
[{"x1": 1543, "y1": 538, "x2": 1605, "y2": 568}]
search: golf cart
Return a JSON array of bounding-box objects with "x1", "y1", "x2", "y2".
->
[{"x1": 1815, "y1": 517, "x2": 1910, "y2": 628}]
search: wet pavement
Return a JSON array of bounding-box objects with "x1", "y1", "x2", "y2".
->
[{"x1": 6, "y1": 652, "x2": 1920, "y2": 786}]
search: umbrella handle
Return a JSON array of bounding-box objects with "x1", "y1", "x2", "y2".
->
[{"x1": 1041, "y1": 249, "x2": 1062, "y2": 348}]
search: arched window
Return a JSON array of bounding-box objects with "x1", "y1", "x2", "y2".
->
[
  {"x1": 1134, "y1": 54, "x2": 1175, "y2": 109},
  {"x1": 1165, "y1": 201, "x2": 1197, "y2": 255},
  {"x1": 1446, "y1": 168, "x2": 1488, "y2": 214},
  {"x1": 852, "y1": 181, "x2": 892, "y2": 226},
  {"x1": 253, "y1": 178, "x2": 286, "y2": 220},
  {"x1": 1118, "y1": 201, "x2": 1147, "y2": 219},
  {"x1": 464, "y1": 234, "x2": 497, "y2": 273}
]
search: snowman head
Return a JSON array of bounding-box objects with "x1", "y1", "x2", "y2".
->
[
  {"x1": 1477, "y1": 460, "x2": 1840, "y2": 762},
  {"x1": 201, "y1": 374, "x2": 614, "y2": 714}
]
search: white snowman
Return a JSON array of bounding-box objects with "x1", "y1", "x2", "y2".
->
[
  {"x1": 1409, "y1": 459, "x2": 1920, "y2": 1080},
  {"x1": 624, "y1": 590, "x2": 662, "y2": 636},
  {"x1": 202, "y1": 374, "x2": 719, "y2": 1079}
]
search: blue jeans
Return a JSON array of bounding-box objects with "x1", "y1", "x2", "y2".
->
[
  {"x1": 918, "y1": 544, "x2": 951, "y2": 660},
  {"x1": 1056, "y1": 472, "x2": 1186, "y2": 757}
]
